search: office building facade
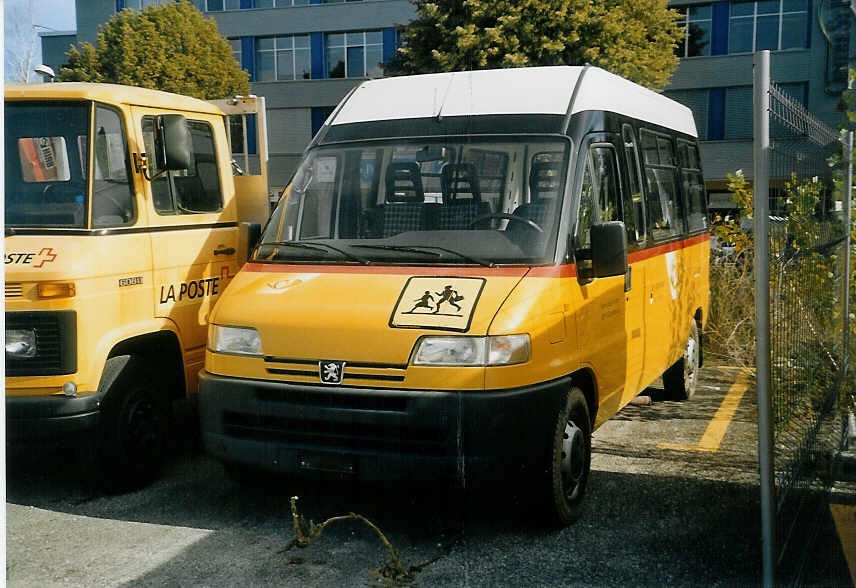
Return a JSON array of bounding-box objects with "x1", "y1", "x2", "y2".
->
[{"x1": 47, "y1": 0, "x2": 852, "y2": 194}]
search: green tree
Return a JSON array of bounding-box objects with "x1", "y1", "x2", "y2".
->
[
  {"x1": 58, "y1": 0, "x2": 249, "y2": 99},
  {"x1": 388, "y1": 0, "x2": 683, "y2": 90}
]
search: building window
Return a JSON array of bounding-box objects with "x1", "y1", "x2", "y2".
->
[
  {"x1": 723, "y1": 82, "x2": 807, "y2": 139},
  {"x1": 675, "y1": 4, "x2": 712, "y2": 57},
  {"x1": 228, "y1": 38, "x2": 241, "y2": 66},
  {"x1": 326, "y1": 31, "x2": 383, "y2": 79},
  {"x1": 728, "y1": 0, "x2": 808, "y2": 54},
  {"x1": 256, "y1": 35, "x2": 311, "y2": 81},
  {"x1": 119, "y1": 0, "x2": 168, "y2": 9},
  {"x1": 203, "y1": 0, "x2": 241, "y2": 11}
]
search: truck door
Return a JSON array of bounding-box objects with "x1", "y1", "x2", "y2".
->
[{"x1": 131, "y1": 107, "x2": 239, "y2": 372}]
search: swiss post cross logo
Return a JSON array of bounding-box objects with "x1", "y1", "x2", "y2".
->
[
  {"x1": 319, "y1": 360, "x2": 346, "y2": 385},
  {"x1": 5, "y1": 247, "x2": 57, "y2": 268}
]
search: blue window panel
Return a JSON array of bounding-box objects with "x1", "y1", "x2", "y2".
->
[
  {"x1": 241, "y1": 0, "x2": 252, "y2": 7},
  {"x1": 708, "y1": 88, "x2": 725, "y2": 140},
  {"x1": 311, "y1": 107, "x2": 334, "y2": 137},
  {"x1": 382, "y1": 28, "x2": 396, "y2": 65},
  {"x1": 711, "y1": 2, "x2": 729, "y2": 56},
  {"x1": 116, "y1": 0, "x2": 124, "y2": 9},
  {"x1": 806, "y1": 0, "x2": 813, "y2": 49},
  {"x1": 241, "y1": 37, "x2": 255, "y2": 81},
  {"x1": 309, "y1": 0, "x2": 322, "y2": 4},
  {"x1": 246, "y1": 114, "x2": 257, "y2": 156},
  {"x1": 311, "y1": 33, "x2": 325, "y2": 79}
]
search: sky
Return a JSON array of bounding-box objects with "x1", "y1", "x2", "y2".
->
[{"x1": 4, "y1": 0, "x2": 77, "y2": 83}]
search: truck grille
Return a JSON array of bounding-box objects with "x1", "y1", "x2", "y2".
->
[
  {"x1": 5, "y1": 311, "x2": 77, "y2": 377},
  {"x1": 5, "y1": 283, "x2": 23, "y2": 298}
]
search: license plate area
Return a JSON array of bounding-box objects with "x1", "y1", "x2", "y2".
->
[{"x1": 298, "y1": 452, "x2": 356, "y2": 474}]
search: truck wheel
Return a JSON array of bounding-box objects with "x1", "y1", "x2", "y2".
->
[
  {"x1": 663, "y1": 319, "x2": 700, "y2": 401},
  {"x1": 546, "y1": 387, "x2": 591, "y2": 526},
  {"x1": 96, "y1": 356, "x2": 169, "y2": 493}
]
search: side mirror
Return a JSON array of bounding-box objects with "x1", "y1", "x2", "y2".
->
[
  {"x1": 591, "y1": 221, "x2": 628, "y2": 278},
  {"x1": 155, "y1": 114, "x2": 192, "y2": 171}
]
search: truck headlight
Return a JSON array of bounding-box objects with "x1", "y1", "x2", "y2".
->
[
  {"x1": 208, "y1": 325, "x2": 263, "y2": 356},
  {"x1": 6, "y1": 329, "x2": 37, "y2": 358},
  {"x1": 412, "y1": 334, "x2": 530, "y2": 366}
]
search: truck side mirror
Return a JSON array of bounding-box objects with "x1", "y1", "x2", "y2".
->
[
  {"x1": 591, "y1": 221, "x2": 628, "y2": 278},
  {"x1": 155, "y1": 114, "x2": 192, "y2": 171}
]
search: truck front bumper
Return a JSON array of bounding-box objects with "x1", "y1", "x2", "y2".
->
[
  {"x1": 6, "y1": 392, "x2": 103, "y2": 441},
  {"x1": 198, "y1": 369, "x2": 569, "y2": 482}
]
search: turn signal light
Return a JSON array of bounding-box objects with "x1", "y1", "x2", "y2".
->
[{"x1": 37, "y1": 282, "x2": 76, "y2": 299}]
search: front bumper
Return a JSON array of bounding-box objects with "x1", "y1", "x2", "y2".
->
[
  {"x1": 6, "y1": 391, "x2": 104, "y2": 441},
  {"x1": 198, "y1": 369, "x2": 568, "y2": 481}
]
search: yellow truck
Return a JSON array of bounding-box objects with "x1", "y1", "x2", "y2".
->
[
  {"x1": 5, "y1": 82, "x2": 269, "y2": 491},
  {"x1": 198, "y1": 66, "x2": 710, "y2": 525}
]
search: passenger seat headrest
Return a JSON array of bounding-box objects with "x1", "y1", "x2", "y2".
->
[
  {"x1": 441, "y1": 163, "x2": 481, "y2": 203},
  {"x1": 529, "y1": 161, "x2": 563, "y2": 201},
  {"x1": 385, "y1": 161, "x2": 424, "y2": 203}
]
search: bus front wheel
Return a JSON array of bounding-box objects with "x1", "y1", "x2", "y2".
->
[{"x1": 546, "y1": 387, "x2": 591, "y2": 526}]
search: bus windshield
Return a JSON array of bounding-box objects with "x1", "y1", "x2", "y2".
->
[{"x1": 257, "y1": 137, "x2": 570, "y2": 266}]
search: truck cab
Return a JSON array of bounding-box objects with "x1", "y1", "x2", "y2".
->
[{"x1": 5, "y1": 83, "x2": 269, "y2": 491}]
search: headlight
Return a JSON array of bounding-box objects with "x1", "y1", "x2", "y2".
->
[
  {"x1": 208, "y1": 325, "x2": 263, "y2": 356},
  {"x1": 5, "y1": 329, "x2": 37, "y2": 359},
  {"x1": 412, "y1": 334, "x2": 530, "y2": 366}
]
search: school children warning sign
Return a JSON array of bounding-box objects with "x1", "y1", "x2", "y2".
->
[{"x1": 389, "y1": 276, "x2": 485, "y2": 332}]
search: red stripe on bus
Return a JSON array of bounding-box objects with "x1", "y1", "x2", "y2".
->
[{"x1": 628, "y1": 233, "x2": 709, "y2": 264}]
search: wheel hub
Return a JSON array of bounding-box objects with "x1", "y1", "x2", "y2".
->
[{"x1": 560, "y1": 420, "x2": 585, "y2": 499}]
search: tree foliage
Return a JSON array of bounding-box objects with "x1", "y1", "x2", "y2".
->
[
  {"x1": 388, "y1": 0, "x2": 683, "y2": 90},
  {"x1": 58, "y1": 0, "x2": 249, "y2": 99}
]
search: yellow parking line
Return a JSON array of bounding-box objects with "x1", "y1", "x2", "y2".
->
[
  {"x1": 830, "y1": 504, "x2": 856, "y2": 587},
  {"x1": 657, "y1": 369, "x2": 752, "y2": 453}
]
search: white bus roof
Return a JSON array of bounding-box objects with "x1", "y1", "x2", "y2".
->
[{"x1": 331, "y1": 66, "x2": 697, "y2": 138}]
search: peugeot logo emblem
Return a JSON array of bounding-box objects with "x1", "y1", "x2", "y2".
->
[{"x1": 319, "y1": 360, "x2": 346, "y2": 385}]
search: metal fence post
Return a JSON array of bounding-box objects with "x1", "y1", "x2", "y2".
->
[
  {"x1": 754, "y1": 49, "x2": 776, "y2": 588},
  {"x1": 844, "y1": 128, "x2": 852, "y2": 382}
]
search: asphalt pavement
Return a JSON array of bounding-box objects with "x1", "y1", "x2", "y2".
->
[{"x1": 6, "y1": 367, "x2": 854, "y2": 587}]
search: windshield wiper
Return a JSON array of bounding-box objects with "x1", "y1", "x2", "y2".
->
[
  {"x1": 352, "y1": 244, "x2": 493, "y2": 267},
  {"x1": 266, "y1": 241, "x2": 370, "y2": 265}
]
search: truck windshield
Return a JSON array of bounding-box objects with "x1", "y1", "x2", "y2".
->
[
  {"x1": 258, "y1": 137, "x2": 570, "y2": 266},
  {"x1": 5, "y1": 101, "x2": 135, "y2": 229}
]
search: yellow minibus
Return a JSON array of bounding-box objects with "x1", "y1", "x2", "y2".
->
[
  {"x1": 5, "y1": 83, "x2": 269, "y2": 491},
  {"x1": 198, "y1": 66, "x2": 709, "y2": 524}
]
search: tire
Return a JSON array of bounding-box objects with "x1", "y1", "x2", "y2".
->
[
  {"x1": 95, "y1": 355, "x2": 170, "y2": 493},
  {"x1": 546, "y1": 387, "x2": 592, "y2": 526},
  {"x1": 663, "y1": 319, "x2": 700, "y2": 401}
]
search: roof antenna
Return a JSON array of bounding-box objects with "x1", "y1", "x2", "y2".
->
[{"x1": 435, "y1": 73, "x2": 455, "y2": 122}]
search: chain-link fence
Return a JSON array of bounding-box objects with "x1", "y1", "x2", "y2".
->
[{"x1": 754, "y1": 51, "x2": 850, "y2": 586}]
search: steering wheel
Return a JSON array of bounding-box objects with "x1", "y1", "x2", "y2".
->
[
  {"x1": 469, "y1": 212, "x2": 544, "y2": 233},
  {"x1": 42, "y1": 181, "x2": 86, "y2": 203}
]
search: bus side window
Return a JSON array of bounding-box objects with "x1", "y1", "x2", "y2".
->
[
  {"x1": 677, "y1": 139, "x2": 708, "y2": 233},
  {"x1": 640, "y1": 129, "x2": 682, "y2": 241},
  {"x1": 621, "y1": 124, "x2": 646, "y2": 245}
]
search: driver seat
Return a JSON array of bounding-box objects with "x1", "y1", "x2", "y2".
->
[
  {"x1": 511, "y1": 161, "x2": 561, "y2": 229},
  {"x1": 435, "y1": 163, "x2": 490, "y2": 230}
]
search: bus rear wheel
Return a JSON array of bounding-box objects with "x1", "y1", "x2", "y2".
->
[
  {"x1": 663, "y1": 319, "x2": 700, "y2": 401},
  {"x1": 546, "y1": 387, "x2": 591, "y2": 526}
]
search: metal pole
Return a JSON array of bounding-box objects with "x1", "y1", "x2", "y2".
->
[
  {"x1": 844, "y1": 129, "x2": 852, "y2": 384},
  {"x1": 754, "y1": 49, "x2": 776, "y2": 588}
]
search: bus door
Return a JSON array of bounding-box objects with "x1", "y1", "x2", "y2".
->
[
  {"x1": 573, "y1": 135, "x2": 642, "y2": 420},
  {"x1": 618, "y1": 124, "x2": 648, "y2": 404}
]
